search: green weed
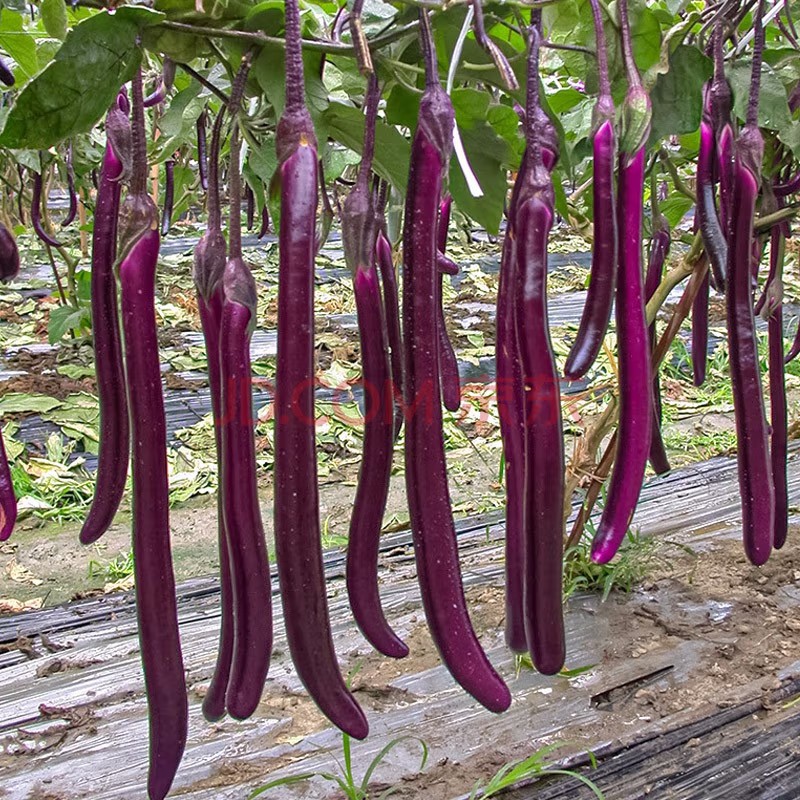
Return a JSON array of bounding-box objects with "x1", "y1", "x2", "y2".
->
[
  {"x1": 467, "y1": 743, "x2": 603, "y2": 799},
  {"x1": 250, "y1": 731, "x2": 428, "y2": 800}
]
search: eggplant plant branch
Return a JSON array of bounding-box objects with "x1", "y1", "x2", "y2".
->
[
  {"x1": 754, "y1": 203, "x2": 798, "y2": 231},
  {"x1": 177, "y1": 62, "x2": 231, "y2": 106},
  {"x1": 159, "y1": 19, "x2": 420, "y2": 54}
]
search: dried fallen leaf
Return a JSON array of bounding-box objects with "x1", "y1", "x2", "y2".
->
[
  {"x1": 0, "y1": 596, "x2": 44, "y2": 614},
  {"x1": 5, "y1": 559, "x2": 44, "y2": 586}
]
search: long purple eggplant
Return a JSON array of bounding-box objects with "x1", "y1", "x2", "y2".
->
[
  {"x1": 436, "y1": 195, "x2": 460, "y2": 411},
  {"x1": 495, "y1": 90, "x2": 536, "y2": 653},
  {"x1": 344, "y1": 77, "x2": 407, "y2": 659},
  {"x1": 80, "y1": 97, "x2": 132, "y2": 546},
  {"x1": 766, "y1": 229, "x2": 787, "y2": 550},
  {"x1": 375, "y1": 230, "x2": 404, "y2": 439},
  {"x1": 220, "y1": 183, "x2": 273, "y2": 722},
  {"x1": 195, "y1": 106, "x2": 233, "y2": 723},
  {"x1": 117, "y1": 71, "x2": 187, "y2": 800},
  {"x1": 591, "y1": 149, "x2": 651, "y2": 564},
  {"x1": 697, "y1": 90, "x2": 727, "y2": 290},
  {"x1": 62, "y1": 144, "x2": 78, "y2": 227},
  {"x1": 496, "y1": 194, "x2": 526, "y2": 653},
  {"x1": 273, "y1": 0, "x2": 368, "y2": 739},
  {"x1": 645, "y1": 213, "x2": 671, "y2": 475},
  {"x1": 511, "y1": 19, "x2": 565, "y2": 674},
  {"x1": 402, "y1": 11, "x2": 510, "y2": 711},
  {"x1": 218, "y1": 56, "x2": 272, "y2": 722},
  {"x1": 725, "y1": 3, "x2": 774, "y2": 566},
  {"x1": 0, "y1": 429, "x2": 16, "y2": 541},
  {"x1": 564, "y1": 0, "x2": 616, "y2": 380},
  {"x1": 692, "y1": 270, "x2": 710, "y2": 386},
  {"x1": 348, "y1": 264, "x2": 407, "y2": 656},
  {"x1": 495, "y1": 30, "x2": 562, "y2": 656},
  {"x1": 690, "y1": 213, "x2": 709, "y2": 387},
  {"x1": 245, "y1": 184, "x2": 255, "y2": 231},
  {"x1": 257, "y1": 206, "x2": 270, "y2": 239},
  {"x1": 711, "y1": 26, "x2": 734, "y2": 241},
  {"x1": 591, "y1": 0, "x2": 653, "y2": 564},
  {"x1": 31, "y1": 168, "x2": 62, "y2": 248},
  {"x1": 161, "y1": 158, "x2": 174, "y2": 236},
  {"x1": 16, "y1": 166, "x2": 25, "y2": 225}
]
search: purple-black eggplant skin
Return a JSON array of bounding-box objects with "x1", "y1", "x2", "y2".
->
[
  {"x1": 274, "y1": 111, "x2": 368, "y2": 739},
  {"x1": 119, "y1": 226, "x2": 188, "y2": 800},
  {"x1": 342, "y1": 80, "x2": 407, "y2": 660},
  {"x1": 402, "y1": 84, "x2": 510, "y2": 713},
  {"x1": 774, "y1": 172, "x2": 800, "y2": 197},
  {"x1": 591, "y1": 147, "x2": 652, "y2": 564},
  {"x1": 143, "y1": 80, "x2": 166, "y2": 108},
  {"x1": 645, "y1": 219, "x2": 671, "y2": 475},
  {"x1": 194, "y1": 106, "x2": 233, "y2": 723},
  {"x1": 80, "y1": 108, "x2": 130, "y2": 546},
  {"x1": 716, "y1": 124, "x2": 734, "y2": 238},
  {"x1": 31, "y1": 170, "x2": 62, "y2": 248},
  {"x1": 436, "y1": 196, "x2": 460, "y2": 412},
  {"x1": 0, "y1": 223, "x2": 20, "y2": 283},
  {"x1": 220, "y1": 260, "x2": 273, "y2": 720},
  {"x1": 692, "y1": 270, "x2": 709, "y2": 387},
  {"x1": 197, "y1": 112, "x2": 208, "y2": 191},
  {"x1": 767, "y1": 232, "x2": 787, "y2": 550},
  {"x1": 275, "y1": 0, "x2": 367, "y2": 735},
  {"x1": 375, "y1": 231, "x2": 404, "y2": 438},
  {"x1": 245, "y1": 185, "x2": 255, "y2": 231},
  {"x1": 257, "y1": 206, "x2": 270, "y2": 239},
  {"x1": 0, "y1": 428, "x2": 16, "y2": 541},
  {"x1": 161, "y1": 159, "x2": 174, "y2": 236},
  {"x1": 62, "y1": 146, "x2": 78, "y2": 227},
  {"x1": 0, "y1": 56, "x2": 14, "y2": 87},
  {"x1": 725, "y1": 127, "x2": 774, "y2": 566},
  {"x1": 697, "y1": 119, "x2": 727, "y2": 290},
  {"x1": 347, "y1": 266, "x2": 408, "y2": 659},
  {"x1": 785, "y1": 323, "x2": 800, "y2": 365},
  {"x1": 16, "y1": 166, "x2": 25, "y2": 225},
  {"x1": 197, "y1": 291, "x2": 235, "y2": 722},
  {"x1": 564, "y1": 119, "x2": 617, "y2": 380},
  {"x1": 513, "y1": 187, "x2": 566, "y2": 674},
  {"x1": 769, "y1": 305, "x2": 788, "y2": 550},
  {"x1": 495, "y1": 202, "x2": 526, "y2": 654},
  {"x1": 437, "y1": 252, "x2": 458, "y2": 275}
]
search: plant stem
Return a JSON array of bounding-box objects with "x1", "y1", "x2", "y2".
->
[
  {"x1": 617, "y1": 0, "x2": 640, "y2": 87},
  {"x1": 131, "y1": 70, "x2": 147, "y2": 197},
  {"x1": 747, "y1": 0, "x2": 765, "y2": 127},
  {"x1": 588, "y1": 0, "x2": 611, "y2": 97},
  {"x1": 44, "y1": 243, "x2": 68, "y2": 306},
  {"x1": 177, "y1": 62, "x2": 231, "y2": 106},
  {"x1": 356, "y1": 74, "x2": 380, "y2": 188},
  {"x1": 159, "y1": 19, "x2": 420, "y2": 55},
  {"x1": 755, "y1": 204, "x2": 798, "y2": 231},
  {"x1": 418, "y1": 9, "x2": 438, "y2": 88}
]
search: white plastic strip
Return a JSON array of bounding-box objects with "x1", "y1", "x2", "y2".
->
[
  {"x1": 736, "y1": 0, "x2": 783, "y2": 53},
  {"x1": 447, "y1": 6, "x2": 484, "y2": 198}
]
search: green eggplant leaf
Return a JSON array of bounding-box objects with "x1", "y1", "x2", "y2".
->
[{"x1": 0, "y1": 8, "x2": 164, "y2": 148}]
